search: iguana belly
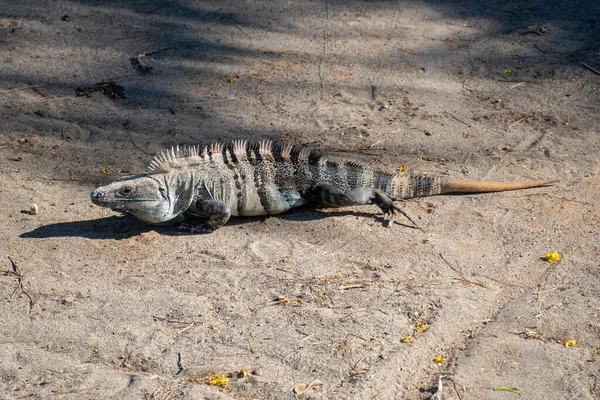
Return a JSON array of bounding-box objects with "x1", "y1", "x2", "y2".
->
[{"x1": 230, "y1": 189, "x2": 306, "y2": 216}]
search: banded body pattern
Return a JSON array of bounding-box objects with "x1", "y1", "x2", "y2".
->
[
  {"x1": 146, "y1": 140, "x2": 405, "y2": 216},
  {"x1": 392, "y1": 175, "x2": 443, "y2": 198}
]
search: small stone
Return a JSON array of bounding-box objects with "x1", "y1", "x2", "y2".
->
[{"x1": 29, "y1": 204, "x2": 39, "y2": 215}]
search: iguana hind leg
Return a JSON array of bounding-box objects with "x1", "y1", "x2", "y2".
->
[
  {"x1": 311, "y1": 184, "x2": 420, "y2": 229},
  {"x1": 181, "y1": 199, "x2": 231, "y2": 233}
]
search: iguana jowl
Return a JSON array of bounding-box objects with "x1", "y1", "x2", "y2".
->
[{"x1": 90, "y1": 140, "x2": 556, "y2": 232}]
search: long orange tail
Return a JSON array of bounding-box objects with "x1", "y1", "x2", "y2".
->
[{"x1": 440, "y1": 179, "x2": 557, "y2": 194}]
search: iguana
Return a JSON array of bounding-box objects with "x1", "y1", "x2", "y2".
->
[{"x1": 90, "y1": 140, "x2": 556, "y2": 232}]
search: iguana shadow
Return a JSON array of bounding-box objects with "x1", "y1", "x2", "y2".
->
[
  {"x1": 20, "y1": 216, "x2": 156, "y2": 240},
  {"x1": 20, "y1": 208, "x2": 392, "y2": 240},
  {"x1": 20, "y1": 208, "x2": 416, "y2": 240}
]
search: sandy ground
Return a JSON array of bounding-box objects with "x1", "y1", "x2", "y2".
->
[{"x1": 1, "y1": 0, "x2": 599, "y2": 399}]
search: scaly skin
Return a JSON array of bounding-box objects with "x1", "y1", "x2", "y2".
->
[{"x1": 91, "y1": 140, "x2": 556, "y2": 232}]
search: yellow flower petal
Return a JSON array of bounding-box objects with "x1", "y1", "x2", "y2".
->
[
  {"x1": 563, "y1": 339, "x2": 577, "y2": 347},
  {"x1": 401, "y1": 335, "x2": 412, "y2": 343},
  {"x1": 433, "y1": 355, "x2": 446, "y2": 363}
]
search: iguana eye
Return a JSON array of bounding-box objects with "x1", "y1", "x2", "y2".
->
[{"x1": 118, "y1": 187, "x2": 133, "y2": 196}]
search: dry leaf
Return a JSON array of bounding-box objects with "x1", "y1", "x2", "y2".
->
[
  {"x1": 293, "y1": 383, "x2": 307, "y2": 394},
  {"x1": 309, "y1": 379, "x2": 323, "y2": 388}
]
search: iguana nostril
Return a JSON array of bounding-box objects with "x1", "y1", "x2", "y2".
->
[{"x1": 91, "y1": 190, "x2": 105, "y2": 201}]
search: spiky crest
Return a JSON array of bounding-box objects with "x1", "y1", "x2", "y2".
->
[{"x1": 147, "y1": 141, "x2": 331, "y2": 174}]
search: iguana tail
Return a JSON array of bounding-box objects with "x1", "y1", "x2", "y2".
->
[
  {"x1": 440, "y1": 178, "x2": 557, "y2": 194},
  {"x1": 391, "y1": 175, "x2": 557, "y2": 199}
]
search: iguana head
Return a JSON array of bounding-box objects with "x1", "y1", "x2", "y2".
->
[{"x1": 91, "y1": 172, "x2": 195, "y2": 224}]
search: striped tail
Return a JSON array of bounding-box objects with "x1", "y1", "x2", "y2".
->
[{"x1": 391, "y1": 175, "x2": 556, "y2": 199}]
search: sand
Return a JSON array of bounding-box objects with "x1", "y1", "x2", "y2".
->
[{"x1": 1, "y1": 0, "x2": 599, "y2": 398}]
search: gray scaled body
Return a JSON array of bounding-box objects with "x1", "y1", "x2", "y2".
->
[{"x1": 91, "y1": 140, "x2": 556, "y2": 232}]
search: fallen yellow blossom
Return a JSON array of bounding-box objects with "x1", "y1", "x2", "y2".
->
[
  {"x1": 545, "y1": 251, "x2": 560, "y2": 263},
  {"x1": 401, "y1": 335, "x2": 412, "y2": 343},
  {"x1": 209, "y1": 375, "x2": 229, "y2": 387},
  {"x1": 433, "y1": 355, "x2": 446, "y2": 363},
  {"x1": 563, "y1": 339, "x2": 577, "y2": 347}
]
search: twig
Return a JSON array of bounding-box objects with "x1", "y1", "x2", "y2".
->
[
  {"x1": 439, "y1": 253, "x2": 461, "y2": 274},
  {"x1": 352, "y1": 352, "x2": 370, "y2": 370},
  {"x1": 176, "y1": 322, "x2": 195, "y2": 335},
  {"x1": 443, "y1": 111, "x2": 471, "y2": 127},
  {"x1": 439, "y1": 254, "x2": 487, "y2": 287},
  {"x1": 532, "y1": 285, "x2": 567, "y2": 295},
  {"x1": 533, "y1": 44, "x2": 551, "y2": 55},
  {"x1": 581, "y1": 62, "x2": 600, "y2": 76},
  {"x1": 454, "y1": 277, "x2": 489, "y2": 288},
  {"x1": 298, "y1": 334, "x2": 314, "y2": 343},
  {"x1": 176, "y1": 352, "x2": 184, "y2": 375},
  {"x1": 506, "y1": 117, "x2": 527, "y2": 130},
  {"x1": 526, "y1": 131, "x2": 547, "y2": 150},
  {"x1": 41, "y1": 143, "x2": 60, "y2": 156},
  {"x1": 7, "y1": 256, "x2": 36, "y2": 309},
  {"x1": 339, "y1": 283, "x2": 370, "y2": 290},
  {"x1": 398, "y1": 47, "x2": 415, "y2": 55},
  {"x1": 130, "y1": 139, "x2": 153, "y2": 156},
  {"x1": 453, "y1": 378, "x2": 464, "y2": 400}
]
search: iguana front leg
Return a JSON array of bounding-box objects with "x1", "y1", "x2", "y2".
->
[
  {"x1": 181, "y1": 199, "x2": 231, "y2": 233},
  {"x1": 311, "y1": 183, "x2": 420, "y2": 229}
]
